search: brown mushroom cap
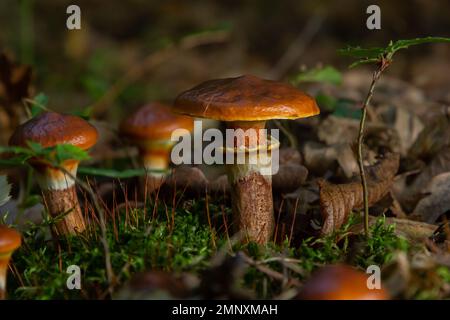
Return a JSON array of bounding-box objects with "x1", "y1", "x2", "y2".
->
[
  {"x1": 173, "y1": 74, "x2": 320, "y2": 121},
  {"x1": 298, "y1": 264, "x2": 389, "y2": 300},
  {"x1": 0, "y1": 225, "x2": 21, "y2": 254},
  {"x1": 9, "y1": 112, "x2": 98, "y2": 150},
  {"x1": 120, "y1": 102, "x2": 194, "y2": 140}
]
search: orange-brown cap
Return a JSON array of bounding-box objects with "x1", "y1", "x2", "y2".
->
[
  {"x1": 120, "y1": 102, "x2": 194, "y2": 140},
  {"x1": 297, "y1": 264, "x2": 389, "y2": 300},
  {"x1": 9, "y1": 112, "x2": 98, "y2": 150},
  {"x1": 0, "y1": 225, "x2": 21, "y2": 254},
  {"x1": 173, "y1": 74, "x2": 320, "y2": 121}
]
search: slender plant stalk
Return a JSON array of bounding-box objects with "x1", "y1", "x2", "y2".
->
[
  {"x1": 358, "y1": 60, "x2": 389, "y2": 237},
  {"x1": 273, "y1": 119, "x2": 298, "y2": 149}
]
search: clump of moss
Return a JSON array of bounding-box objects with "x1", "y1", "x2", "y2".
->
[
  {"x1": 10, "y1": 200, "x2": 217, "y2": 300},
  {"x1": 8, "y1": 201, "x2": 411, "y2": 300}
]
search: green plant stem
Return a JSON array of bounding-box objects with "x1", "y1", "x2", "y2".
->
[
  {"x1": 273, "y1": 119, "x2": 298, "y2": 149},
  {"x1": 358, "y1": 63, "x2": 387, "y2": 237}
]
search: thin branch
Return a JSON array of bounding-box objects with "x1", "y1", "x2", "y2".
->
[
  {"x1": 240, "y1": 253, "x2": 301, "y2": 287},
  {"x1": 358, "y1": 59, "x2": 389, "y2": 236}
]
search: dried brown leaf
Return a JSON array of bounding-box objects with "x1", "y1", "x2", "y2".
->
[
  {"x1": 0, "y1": 52, "x2": 33, "y2": 110},
  {"x1": 408, "y1": 116, "x2": 450, "y2": 161},
  {"x1": 413, "y1": 172, "x2": 450, "y2": 223},
  {"x1": 319, "y1": 153, "x2": 400, "y2": 235}
]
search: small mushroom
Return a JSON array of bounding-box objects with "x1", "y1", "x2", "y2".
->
[
  {"x1": 9, "y1": 112, "x2": 98, "y2": 235},
  {"x1": 0, "y1": 225, "x2": 21, "y2": 299},
  {"x1": 174, "y1": 75, "x2": 319, "y2": 243},
  {"x1": 120, "y1": 103, "x2": 193, "y2": 192},
  {"x1": 297, "y1": 264, "x2": 389, "y2": 300}
]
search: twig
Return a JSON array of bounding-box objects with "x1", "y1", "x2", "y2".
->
[
  {"x1": 358, "y1": 58, "x2": 390, "y2": 237},
  {"x1": 240, "y1": 253, "x2": 301, "y2": 287}
]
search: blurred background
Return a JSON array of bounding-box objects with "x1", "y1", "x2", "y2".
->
[{"x1": 0, "y1": 0, "x2": 449, "y2": 135}]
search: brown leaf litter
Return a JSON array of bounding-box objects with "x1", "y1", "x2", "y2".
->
[{"x1": 319, "y1": 153, "x2": 400, "y2": 235}]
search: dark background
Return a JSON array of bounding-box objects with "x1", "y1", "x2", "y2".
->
[{"x1": 0, "y1": 0, "x2": 449, "y2": 118}]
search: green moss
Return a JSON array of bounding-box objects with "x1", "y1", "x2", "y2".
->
[
  {"x1": 6, "y1": 205, "x2": 426, "y2": 300},
  {"x1": 10, "y1": 201, "x2": 216, "y2": 299}
]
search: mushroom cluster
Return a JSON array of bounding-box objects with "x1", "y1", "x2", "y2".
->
[
  {"x1": 9, "y1": 112, "x2": 98, "y2": 235},
  {"x1": 174, "y1": 74, "x2": 319, "y2": 243},
  {"x1": 5, "y1": 75, "x2": 318, "y2": 247}
]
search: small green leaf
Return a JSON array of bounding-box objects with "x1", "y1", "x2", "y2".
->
[
  {"x1": 26, "y1": 141, "x2": 45, "y2": 154},
  {"x1": 292, "y1": 66, "x2": 342, "y2": 85},
  {"x1": 387, "y1": 36, "x2": 450, "y2": 56},
  {"x1": 349, "y1": 58, "x2": 380, "y2": 69},
  {"x1": 338, "y1": 46, "x2": 385, "y2": 59},
  {"x1": 72, "y1": 106, "x2": 93, "y2": 120},
  {"x1": 0, "y1": 155, "x2": 30, "y2": 168},
  {"x1": 315, "y1": 93, "x2": 337, "y2": 112},
  {"x1": 340, "y1": 37, "x2": 450, "y2": 68},
  {"x1": 0, "y1": 145, "x2": 34, "y2": 156},
  {"x1": 29, "y1": 93, "x2": 49, "y2": 117},
  {"x1": 34, "y1": 93, "x2": 48, "y2": 107},
  {"x1": 54, "y1": 144, "x2": 90, "y2": 163}
]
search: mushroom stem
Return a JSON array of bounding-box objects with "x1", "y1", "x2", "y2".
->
[
  {"x1": 0, "y1": 256, "x2": 9, "y2": 299},
  {"x1": 225, "y1": 121, "x2": 277, "y2": 244},
  {"x1": 140, "y1": 146, "x2": 171, "y2": 193},
  {"x1": 33, "y1": 160, "x2": 86, "y2": 235}
]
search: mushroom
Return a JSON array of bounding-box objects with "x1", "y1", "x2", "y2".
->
[
  {"x1": 9, "y1": 112, "x2": 98, "y2": 235},
  {"x1": 119, "y1": 103, "x2": 194, "y2": 192},
  {"x1": 0, "y1": 225, "x2": 21, "y2": 299},
  {"x1": 173, "y1": 75, "x2": 319, "y2": 243},
  {"x1": 297, "y1": 264, "x2": 389, "y2": 300}
]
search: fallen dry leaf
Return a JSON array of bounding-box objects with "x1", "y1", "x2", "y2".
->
[
  {"x1": 349, "y1": 216, "x2": 437, "y2": 243},
  {"x1": 408, "y1": 116, "x2": 450, "y2": 162},
  {"x1": 319, "y1": 153, "x2": 400, "y2": 235},
  {"x1": 303, "y1": 141, "x2": 358, "y2": 178},
  {"x1": 396, "y1": 146, "x2": 450, "y2": 211},
  {"x1": 413, "y1": 172, "x2": 450, "y2": 223},
  {"x1": 378, "y1": 105, "x2": 424, "y2": 156}
]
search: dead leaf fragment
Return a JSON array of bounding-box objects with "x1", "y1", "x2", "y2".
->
[
  {"x1": 319, "y1": 154, "x2": 400, "y2": 235},
  {"x1": 413, "y1": 172, "x2": 450, "y2": 223}
]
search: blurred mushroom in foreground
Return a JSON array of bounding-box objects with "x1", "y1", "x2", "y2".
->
[
  {"x1": 114, "y1": 270, "x2": 195, "y2": 300},
  {"x1": 9, "y1": 112, "x2": 98, "y2": 235},
  {"x1": 174, "y1": 75, "x2": 319, "y2": 244},
  {"x1": 0, "y1": 225, "x2": 21, "y2": 299},
  {"x1": 297, "y1": 264, "x2": 389, "y2": 300}
]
